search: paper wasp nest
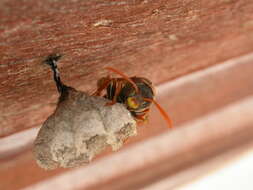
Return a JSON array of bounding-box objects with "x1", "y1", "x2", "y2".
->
[{"x1": 33, "y1": 87, "x2": 137, "y2": 170}]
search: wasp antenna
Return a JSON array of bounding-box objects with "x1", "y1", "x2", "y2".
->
[
  {"x1": 105, "y1": 67, "x2": 139, "y2": 93},
  {"x1": 144, "y1": 98, "x2": 173, "y2": 129}
]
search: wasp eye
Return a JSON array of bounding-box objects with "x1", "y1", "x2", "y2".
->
[{"x1": 127, "y1": 97, "x2": 139, "y2": 109}]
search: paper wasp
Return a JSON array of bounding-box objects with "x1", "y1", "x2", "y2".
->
[{"x1": 93, "y1": 67, "x2": 173, "y2": 128}]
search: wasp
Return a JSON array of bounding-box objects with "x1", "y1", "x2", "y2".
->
[{"x1": 93, "y1": 67, "x2": 173, "y2": 128}]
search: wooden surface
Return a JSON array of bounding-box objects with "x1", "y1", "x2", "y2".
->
[{"x1": 1, "y1": 0, "x2": 253, "y2": 190}]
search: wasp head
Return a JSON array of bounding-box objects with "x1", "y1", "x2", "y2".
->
[{"x1": 122, "y1": 77, "x2": 155, "y2": 111}]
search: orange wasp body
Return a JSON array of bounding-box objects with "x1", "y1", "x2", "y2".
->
[{"x1": 93, "y1": 67, "x2": 173, "y2": 128}]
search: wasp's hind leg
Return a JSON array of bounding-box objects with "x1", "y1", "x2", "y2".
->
[
  {"x1": 92, "y1": 75, "x2": 112, "y2": 96},
  {"x1": 44, "y1": 54, "x2": 67, "y2": 94}
]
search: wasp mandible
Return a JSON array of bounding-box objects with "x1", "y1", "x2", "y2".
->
[{"x1": 93, "y1": 67, "x2": 173, "y2": 128}]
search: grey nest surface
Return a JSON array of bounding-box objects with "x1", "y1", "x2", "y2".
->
[{"x1": 33, "y1": 87, "x2": 137, "y2": 170}]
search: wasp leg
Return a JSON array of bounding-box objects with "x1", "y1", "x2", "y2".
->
[
  {"x1": 135, "y1": 111, "x2": 149, "y2": 126},
  {"x1": 135, "y1": 118, "x2": 148, "y2": 126},
  {"x1": 92, "y1": 75, "x2": 112, "y2": 96},
  {"x1": 105, "y1": 81, "x2": 122, "y2": 106}
]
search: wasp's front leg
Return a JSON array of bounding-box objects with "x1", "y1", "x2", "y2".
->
[{"x1": 134, "y1": 111, "x2": 149, "y2": 126}]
